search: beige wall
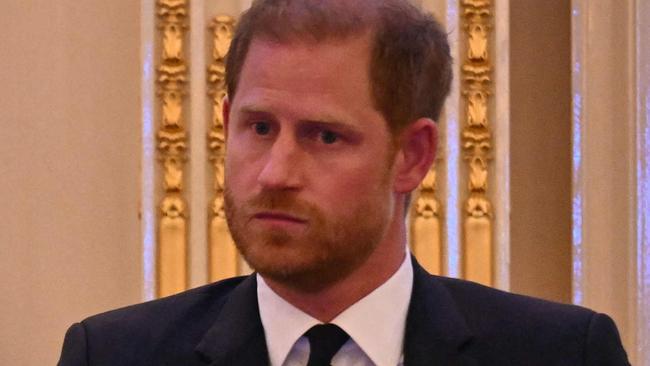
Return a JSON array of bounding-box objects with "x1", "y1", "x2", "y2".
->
[
  {"x1": 0, "y1": 1, "x2": 142, "y2": 364},
  {"x1": 1, "y1": 0, "x2": 644, "y2": 364},
  {"x1": 509, "y1": 0, "x2": 572, "y2": 303}
]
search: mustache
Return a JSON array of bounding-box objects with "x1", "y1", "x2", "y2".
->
[{"x1": 231, "y1": 190, "x2": 322, "y2": 219}]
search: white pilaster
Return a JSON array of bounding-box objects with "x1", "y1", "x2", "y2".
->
[
  {"x1": 141, "y1": 0, "x2": 156, "y2": 301},
  {"x1": 634, "y1": 0, "x2": 650, "y2": 363},
  {"x1": 493, "y1": 0, "x2": 511, "y2": 291}
]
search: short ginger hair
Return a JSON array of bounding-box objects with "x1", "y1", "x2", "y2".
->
[{"x1": 225, "y1": 0, "x2": 452, "y2": 133}]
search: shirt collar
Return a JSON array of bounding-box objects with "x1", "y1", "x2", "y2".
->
[
  {"x1": 257, "y1": 251, "x2": 413, "y2": 366},
  {"x1": 257, "y1": 274, "x2": 319, "y2": 366}
]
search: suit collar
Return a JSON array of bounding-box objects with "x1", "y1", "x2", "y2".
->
[
  {"x1": 195, "y1": 275, "x2": 269, "y2": 366},
  {"x1": 403, "y1": 257, "x2": 477, "y2": 365},
  {"x1": 194, "y1": 258, "x2": 477, "y2": 366}
]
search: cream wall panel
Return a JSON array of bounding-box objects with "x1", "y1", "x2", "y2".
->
[
  {"x1": 572, "y1": 0, "x2": 639, "y2": 362},
  {"x1": 509, "y1": 0, "x2": 572, "y2": 303},
  {"x1": 0, "y1": 1, "x2": 142, "y2": 364}
]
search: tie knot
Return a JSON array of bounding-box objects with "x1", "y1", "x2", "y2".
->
[{"x1": 305, "y1": 324, "x2": 350, "y2": 366}]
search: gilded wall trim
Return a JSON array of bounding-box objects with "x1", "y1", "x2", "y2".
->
[
  {"x1": 207, "y1": 15, "x2": 240, "y2": 282},
  {"x1": 157, "y1": 0, "x2": 189, "y2": 297},
  {"x1": 461, "y1": 0, "x2": 493, "y2": 286},
  {"x1": 411, "y1": 164, "x2": 443, "y2": 275}
]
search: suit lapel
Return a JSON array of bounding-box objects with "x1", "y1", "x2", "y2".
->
[
  {"x1": 403, "y1": 258, "x2": 477, "y2": 366},
  {"x1": 194, "y1": 259, "x2": 478, "y2": 366},
  {"x1": 194, "y1": 275, "x2": 270, "y2": 366}
]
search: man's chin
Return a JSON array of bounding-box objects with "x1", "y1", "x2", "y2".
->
[{"x1": 242, "y1": 246, "x2": 373, "y2": 294}]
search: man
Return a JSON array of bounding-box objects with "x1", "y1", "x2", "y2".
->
[{"x1": 59, "y1": 0, "x2": 630, "y2": 365}]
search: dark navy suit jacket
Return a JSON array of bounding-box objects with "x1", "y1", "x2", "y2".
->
[{"x1": 58, "y1": 258, "x2": 630, "y2": 365}]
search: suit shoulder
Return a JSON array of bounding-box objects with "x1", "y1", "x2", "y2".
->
[
  {"x1": 60, "y1": 276, "x2": 252, "y2": 365},
  {"x1": 434, "y1": 275, "x2": 595, "y2": 333},
  {"x1": 429, "y1": 275, "x2": 629, "y2": 364},
  {"x1": 81, "y1": 276, "x2": 247, "y2": 333}
]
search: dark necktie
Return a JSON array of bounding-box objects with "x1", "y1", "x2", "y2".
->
[{"x1": 304, "y1": 324, "x2": 350, "y2": 366}]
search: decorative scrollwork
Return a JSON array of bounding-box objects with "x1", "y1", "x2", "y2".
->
[
  {"x1": 157, "y1": 0, "x2": 188, "y2": 297},
  {"x1": 461, "y1": 0, "x2": 493, "y2": 286},
  {"x1": 411, "y1": 163, "x2": 443, "y2": 275},
  {"x1": 208, "y1": 15, "x2": 240, "y2": 282}
]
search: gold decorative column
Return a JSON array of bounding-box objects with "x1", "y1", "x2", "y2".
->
[
  {"x1": 207, "y1": 16, "x2": 239, "y2": 282},
  {"x1": 410, "y1": 165, "x2": 443, "y2": 275},
  {"x1": 461, "y1": 0, "x2": 493, "y2": 286},
  {"x1": 156, "y1": 0, "x2": 189, "y2": 297}
]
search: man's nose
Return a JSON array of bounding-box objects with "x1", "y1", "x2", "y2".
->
[{"x1": 257, "y1": 134, "x2": 303, "y2": 190}]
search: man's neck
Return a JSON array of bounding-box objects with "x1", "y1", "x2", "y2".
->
[{"x1": 262, "y1": 231, "x2": 406, "y2": 322}]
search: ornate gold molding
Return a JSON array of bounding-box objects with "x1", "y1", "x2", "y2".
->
[
  {"x1": 207, "y1": 15, "x2": 240, "y2": 282},
  {"x1": 411, "y1": 164, "x2": 443, "y2": 275},
  {"x1": 157, "y1": 0, "x2": 188, "y2": 297},
  {"x1": 461, "y1": 0, "x2": 493, "y2": 286}
]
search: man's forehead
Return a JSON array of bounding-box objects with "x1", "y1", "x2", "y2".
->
[
  {"x1": 239, "y1": 35, "x2": 374, "y2": 86},
  {"x1": 229, "y1": 36, "x2": 386, "y2": 131}
]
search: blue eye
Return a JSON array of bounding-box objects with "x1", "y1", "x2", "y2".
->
[
  {"x1": 253, "y1": 121, "x2": 271, "y2": 135},
  {"x1": 319, "y1": 130, "x2": 339, "y2": 144}
]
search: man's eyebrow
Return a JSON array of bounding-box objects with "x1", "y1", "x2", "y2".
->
[
  {"x1": 237, "y1": 105, "x2": 359, "y2": 131},
  {"x1": 298, "y1": 119, "x2": 359, "y2": 133},
  {"x1": 238, "y1": 105, "x2": 274, "y2": 116}
]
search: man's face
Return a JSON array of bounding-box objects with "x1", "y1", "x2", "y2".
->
[{"x1": 224, "y1": 35, "x2": 398, "y2": 290}]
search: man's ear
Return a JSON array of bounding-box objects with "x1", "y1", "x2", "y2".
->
[
  {"x1": 223, "y1": 96, "x2": 231, "y2": 137},
  {"x1": 392, "y1": 118, "x2": 438, "y2": 193}
]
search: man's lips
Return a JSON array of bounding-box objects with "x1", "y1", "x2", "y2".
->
[{"x1": 252, "y1": 211, "x2": 307, "y2": 224}]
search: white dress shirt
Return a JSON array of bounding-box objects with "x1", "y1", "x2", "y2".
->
[{"x1": 257, "y1": 252, "x2": 413, "y2": 366}]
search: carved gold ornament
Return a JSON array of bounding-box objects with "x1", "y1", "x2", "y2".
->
[
  {"x1": 157, "y1": 0, "x2": 188, "y2": 297},
  {"x1": 411, "y1": 162, "x2": 443, "y2": 275},
  {"x1": 208, "y1": 16, "x2": 240, "y2": 282},
  {"x1": 461, "y1": 0, "x2": 493, "y2": 286}
]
